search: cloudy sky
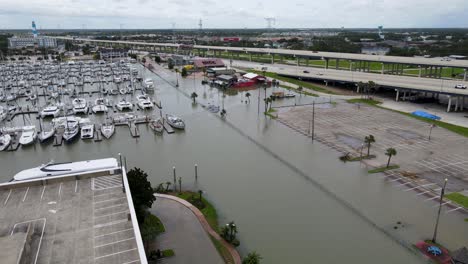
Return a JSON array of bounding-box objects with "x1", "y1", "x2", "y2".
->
[{"x1": 0, "y1": 0, "x2": 467, "y2": 29}]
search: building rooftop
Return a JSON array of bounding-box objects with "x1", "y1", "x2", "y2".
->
[{"x1": 0, "y1": 159, "x2": 147, "y2": 264}]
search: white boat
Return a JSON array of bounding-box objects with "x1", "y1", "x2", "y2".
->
[
  {"x1": 38, "y1": 128, "x2": 55, "y2": 143},
  {"x1": 149, "y1": 118, "x2": 164, "y2": 133},
  {"x1": 40, "y1": 104, "x2": 61, "y2": 118},
  {"x1": 136, "y1": 94, "x2": 154, "y2": 109},
  {"x1": 0, "y1": 133, "x2": 11, "y2": 151},
  {"x1": 19, "y1": 126, "x2": 37, "y2": 146},
  {"x1": 119, "y1": 87, "x2": 127, "y2": 95},
  {"x1": 101, "y1": 122, "x2": 115, "y2": 139},
  {"x1": 116, "y1": 99, "x2": 133, "y2": 111},
  {"x1": 80, "y1": 123, "x2": 94, "y2": 140},
  {"x1": 12, "y1": 158, "x2": 119, "y2": 181},
  {"x1": 166, "y1": 114, "x2": 185, "y2": 129},
  {"x1": 144, "y1": 78, "x2": 154, "y2": 89},
  {"x1": 114, "y1": 76, "x2": 122, "y2": 83},
  {"x1": 0, "y1": 106, "x2": 7, "y2": 121},
  {"x1": 92, "y1": 98, "x2": 108, "y2": 113},
  {"x1": 60, "y1": 118, "x2": 80, "y2": 142},
  {"x1": 72, "y1": 98, "x2": 89, "y2": 114}
]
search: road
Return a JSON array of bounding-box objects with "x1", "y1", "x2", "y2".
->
[
  {"x1": 54, "y1": 36, "x2": 468, "y2": 69},
  {"x1": 229, "y1": 60, "x2": 468, "y2": 97},
  {"x1": 149, "y1": 197, "x2": 224, "y2": 264}
]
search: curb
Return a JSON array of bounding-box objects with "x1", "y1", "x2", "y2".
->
[{"x1": 155, "y1": 193, "x2": 242, "y2": 264}]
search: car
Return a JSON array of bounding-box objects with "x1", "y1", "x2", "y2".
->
[
  {"x1": 454, "y1": 84, "x2": 467, "y2": 89},
  {"x1": 303, "y1": 70, "x2": 310, "y2": 73}
]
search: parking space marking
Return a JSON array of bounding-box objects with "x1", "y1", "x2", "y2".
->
[
  {"x1": 94, "y1": 203, "x2": 126, "y2": 211},
  {"x1": 10, "y1": 218, "x2": 46, "y2": 264},
  {"x1": 4, "y1": 189, "x2": 12, "y2": 205},
  {"x1": 425, "y1": 196, "x2": 439, "y2": 202},
  {"x1": 445, "y1": 207, "x2": 462, "y2": 213},
  {"x1": 75, "y1": 180, "x2": 78, "y2": 193},
  {"x1": 122, "y1": 260, "x2": 140, "y2": 264},
  {"x1": 95, "y1": 210, "x2": 129, "y2": 218},
  {"x1": 94, "y1": 197, "x2": 125, "y2": 204},
  {"x1": 22, "y1": 187, "x2": 29, "y2": 202},
  {"x1": 94, "y1": 219, "x2": 128, "y2": 229},
  {"x1": 94, "y1": 248, "x2": 137, "y2": 260},
  {"x1": 416, "y1": 190, "x2": 430, "y2": 196},
  {"x1": 94, "y1": 228, "x2": 133, "y2": 238},
  {"x1": 94, "y1": 237, "x2": 135, "y2": 249}
]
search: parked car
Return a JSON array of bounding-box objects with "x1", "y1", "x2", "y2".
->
[
  {"x1": 454, "y1": 84, "x2": 467, "y2": 89},
  {"x1": 303, "y1": 70, "x2": 310, "y2": 73}
]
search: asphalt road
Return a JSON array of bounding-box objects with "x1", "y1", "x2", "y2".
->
[{"x1": 149, "y1": 197, "x2": 224, "y2": 264}]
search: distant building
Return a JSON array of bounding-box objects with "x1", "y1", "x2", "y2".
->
[
  {"x1": 99, "y1": 48, "x2": 128, "y2": 59},
  {"x1": 193, "y1": 58, "x2": 225, "y2": 69},
  {"x1": 8, "y1": 36, "x2": 57, "y2": 49}
]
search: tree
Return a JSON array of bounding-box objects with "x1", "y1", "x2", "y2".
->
[
  {"x1": 385, "y1": 148, "x2": 397, "y2": 167},
  {"x1": 165, "y1": 181, "x2": 171, "y2": 192},
  {"x1": 141, "y1": 57, "x2": 146, "y2": 64},
  {"x1": 242, "y1": 252, "x2": 262, "y2": 264},
  {"x1": 168, "y1": 59, "x2": 174, "y2": 69},
  {"x1": 198, "y1": 190, "x2": 203, "y2": 202},
  {"x1": 191, "y1": 92, "x2": 198, "y2": 103},
  {"x1": 297, "y1": 86, "x2": 303, "y2": 96},
  {"x1": 140, "y1": 214, "x2": 163, "y2": 252},
  {"x1": 364, "y1": 135, "x2": 375, "y2": 156},
  {"x1": 127, "y1": 168, "x2": 156, "y2": 223},
  {"x1": 154, "y1": 55, "x2": 161, "y2": 63},
  {"x1": 245, "y1": 92, "x2": 251, "y2": 103},
  {"x1": 181, "y1": 67, "x2": 188, "y2": 77}
]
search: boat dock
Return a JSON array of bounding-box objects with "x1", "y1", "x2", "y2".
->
[
  {"x1": 129, "y1": 122, "x2": 140, "y2": 138},
  {"x1": 162, "y1": 118, "x2": 174, "y2": 134},
  {"x1": 53, "y1": 128, "x2": 64, "y2": 147},
  {"x1": 94, "y1": 125, "x2": 102, "y2": 142}
]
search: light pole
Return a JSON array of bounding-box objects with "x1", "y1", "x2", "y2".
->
[
  {"x1": 428, "y1": 124, "x2": 436, "y2": 141},
  {"x1": 432, "y1": 178, "x2": 448, "y2": 244},
  {"x1": 360, "y1": 144, "x2": 364, "y2": 162}
]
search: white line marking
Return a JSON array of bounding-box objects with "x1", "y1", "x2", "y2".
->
[
  {"x1": 445, "y1": 207, "x2": 462, "y2": 213},
  {"x1": 387, "y1": 178, "x2": 401, "y2": 183},
  {"x1": 395, "y1": 181, "x2": 412, "y2": 187},
  {"x1": 94, "y1": 219, "x2": 128, "y2": 229},
  {"x1": 416, "y1": 191, "x2": 430, "y2": 196},
  {"x1": 40, "y1": 186, "x2": 46, "y2": 201},
  {"x1": 94, "y1": 203, "x2": 126, "y2": 211},
  {"x1": 420, "y1": 183, "x2": 436, "y2": 187},
  {"x1": 433, "y1": 201, "x2": 450, "y2": 207},
  {"x1": 22, "y1": 187, "x2": 29, "y2": 202},
  {"x1": 94, "y1": 228, "x2": 133, "y2": 238},
  {"x1": 4, "y1": 189, "x2": 12, "y2": 205},
  {"x1": 10, "y1": 218, "x2": 46, "y2": 264},
  {"x1": 93, "y1": 191, "x2": 121, "y2": 198},
  {"x1": 404, "y1": 186, "x2": 421, "y2": 191},
  {"x1": 94, "y1": 197, "x2": 125, "y2": 204},
  {"x1": 425, "y1": 196, "x2": 439, "y2": 202},
  {"x1": 58, "y1": 183, "x2": 62, "y2": 198},
  {"x1": 94, "y1": 248, "x2": 137, "y2": 260},
  {"x1": 95, "y1": 210, "x2": 129, "y2": 219},
  {"x1": 94, "y1": 237, "x2": 135, "y2": 248},
  {"x1": 75, "y1": 180, "x2": 78, "y2": 193}
]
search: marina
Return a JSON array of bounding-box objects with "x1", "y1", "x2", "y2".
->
[{"x1": 0, "y1": 59, "x2": 180, "y2": 151}]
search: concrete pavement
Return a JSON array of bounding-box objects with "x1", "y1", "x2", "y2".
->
[{"x1": 149, "y1": 196, "x2": 224, "y2": 264}]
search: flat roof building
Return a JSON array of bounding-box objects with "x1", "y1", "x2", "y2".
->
[
  {"x1": 8, "y1": 36, "x2": 57, "y2": 49},
  {"x1": 0, "y1": 158, "x2": 147, "y2": 264}
]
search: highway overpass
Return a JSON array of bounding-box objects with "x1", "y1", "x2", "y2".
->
[{"x1": 55, "y1": 36, "x2": 468, "y2": 80}]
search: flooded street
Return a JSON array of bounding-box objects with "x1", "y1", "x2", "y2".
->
[{"x1": 1, "y1": 63, "x2": 466, "y2": 263}]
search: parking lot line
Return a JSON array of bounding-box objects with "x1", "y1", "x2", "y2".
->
[
  {"x1": 445, "y1": 207, "x2": 462, "y2": 213},
  {"x1": 22, "y1": 187, "x2": 29, "y2": 202},
  {"x1": 122, "y1": 260, "x2": 140, "y2": 264},
  {"x1": 4, "y1": 189, "x2": 12, "y2": 205},
  {"x1": 95, "y1": 210, "x2": 129, "y2": 219},
  {"x1": 94, "y1": 203, "x2": 126, "y2": 211},
  {"x1": 433, "y1": 201, "x2": 450, "y2": 207},
  {"x1": 94, "y1": 237, "x2": 135, "y2": 248},
  {"x1": 416, "y1": 190, "x2": 430, "y2": 196},
  {"x1": 395, "y1": 181, "x2": 412, "y2": 187},
  {"x1": 94, "y1": 248, "x2": 137, "y2": 260},
  {"x1": 94, "y1": 228, "x2": 133, "y2": 238},
  {"x1": 425, "y1": 196, "x2": 439, "y2": 202},
  {"x1": 94, "y1": 197, "x2": 125, "y2": 204},
  {"x1": 40, "y1": 186, "x2": 46, "y2": 201},
  {"x1": 94, "y1": 219, "x2": 128, "y2": 229}
]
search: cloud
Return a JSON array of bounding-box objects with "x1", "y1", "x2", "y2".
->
[{"x1": 0, "y1": 0, "x2": 467, "y2": 28}]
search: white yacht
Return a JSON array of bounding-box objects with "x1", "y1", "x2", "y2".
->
[
  {"x1": 0, "y1": 133, "x2": 11, "y2": 151},
  {"x1": 136, "y1": 94, "x2": 154, "y2": 109},
  {"x1": 101, "y1": 121, "x2": 115, "y2": 139},
  {"x1": 80, "y1": 123, "x2": 94, "y2": 140},
  {"x1": 166, "y1": 114, "x2": 185, "y2": 129},
  {"x1": 116, "y1": 99, "x2": 133, "y2": 111},
  {"x1": 92, "y1": 98, "x2": 108, "y2": 113},
  {"x1": 149, "y1": 118, "x2": 164, "y2": 133},
  {"x1": 19, "y1": 126, "x2": 37, "y2": 146},
  {"x1": 144, "y1": 78, "x2": 154, "y2": 89},
  {"x1": 72, "y1": 98, "x2": 89, "y2": 114},
  {"x1": 0, "y1": 106, "x2": 7, "y2": 121},
  {"x1": 12, "y1": 158, "x2": 119, "y2": 181},
  {"x1": 40, "y1": 104, "x2": 61, "y2": 118}
]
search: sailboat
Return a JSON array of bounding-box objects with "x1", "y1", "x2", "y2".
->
[{"x1": 0, "y1": 133, "x2": 11, "y2": 151}]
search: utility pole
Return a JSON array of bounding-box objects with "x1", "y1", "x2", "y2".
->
[
  {"x1": 312, "y1": 101, "x2": 315, "y2": 142},
  {"x1": 432, "y1": 178, "x2": 448, "y2": 244},
  {"x1": 428, "y1": 124, "x2": 436, "y2": 141},
  {"x1": 173, "y1": 166, "x2": 176, "y2": 192},
  {"x1": 195, "y1": 164, "x2": 198, "y2": 180}
]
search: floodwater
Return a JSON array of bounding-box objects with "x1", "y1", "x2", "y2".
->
[{"x1": 1, "y1": 63, "x2": 467, "y2": 264}]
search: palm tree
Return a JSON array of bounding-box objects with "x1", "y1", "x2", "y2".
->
[
  {"x1": 357, "y1": 81, "x2": 365, "y2": 94},
  {"x1": 165, "y1": 181, "x2": 171, "y2": 192},
  {"x1": 268, "y1": 95, "x2": 276, "y2": 110},
  {"x1": 245, "y1": 92, "x2": 251, "y2": 103},
  {"x1": 242, "y1": 252, "x2": 262, "y2": 264},
  {"x1": 366, "y1": 81, "x2": 377, "y2": 98},
  {"x1": 364, "y1": 135, "x2": 375, "y2": 156},
  {"x1": 385, "y1": 148, "x2": 397, "y2": 167},
  {"x1": 174, "y1": 68, "x2": 179, "y2": 87},
  {"x1": 191, "y1": 92, "x2": 198, "y2": 103}
]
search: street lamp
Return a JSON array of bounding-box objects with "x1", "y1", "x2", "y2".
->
[
  {"x1": 432, "y1": 178, "x2": 448, "y2": 244},
  {"x1": 428, "y1": 124, "x2": 436, "y2": 141}
]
